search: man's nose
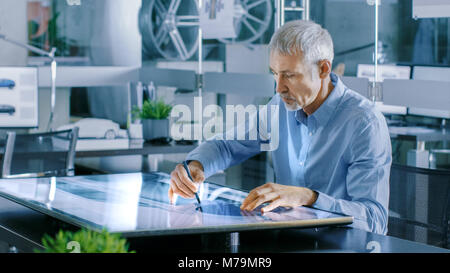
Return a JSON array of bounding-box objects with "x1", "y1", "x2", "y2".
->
[{"x1": 275, "y1": 76, "x2": 286, "y2": 93}]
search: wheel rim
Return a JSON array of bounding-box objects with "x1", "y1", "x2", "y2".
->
[
  {"x1": 105, "y1": 130, "x2": 115, "y2": 139},
  {"x1": 140, "y1": 0, "x2": 200, "y2": 61},
  {"x1": 219, "y1": 0, "x2": 272, "y2": 44}
]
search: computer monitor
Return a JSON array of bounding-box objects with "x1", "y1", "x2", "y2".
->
[
  {"x1": 410, "y1": 66, "x2": 450, "y2": 119},
  {"x1": 0, "y1": 67, "x2": 38, "y2": 128}
]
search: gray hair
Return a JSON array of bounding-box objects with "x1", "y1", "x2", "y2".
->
[{"x1": 269, "y1": 20, "x2": 334, "y2": 67}]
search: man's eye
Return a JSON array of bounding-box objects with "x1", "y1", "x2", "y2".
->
[{"x1": 285, "y1": 74, "x2": 294, "y2": 78}]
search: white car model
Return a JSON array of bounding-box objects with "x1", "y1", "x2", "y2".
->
[{"x1": 58, "y1": 118, "x2": 127, "y2": 139}]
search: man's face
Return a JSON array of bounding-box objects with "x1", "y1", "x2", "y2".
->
[{"x1": 269, "y1": 51, "x2": 322, "y2": 112}]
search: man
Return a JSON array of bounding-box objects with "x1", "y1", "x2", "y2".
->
[{"x1": 168, "y1": 20, "x2": 392, "y2": 235}]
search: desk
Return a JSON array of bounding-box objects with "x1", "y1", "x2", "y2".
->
[
  {"x1": 0, "y1": 173, "x2": 448, "y2": 253},
  {"x1": 389, "y1": 126, "x2": 450, "y2": 168},
  {"x1": 0, "y1": 172, "x2": 352, "y2": 236},
  {"x1": 389, "y1": 126, "x2": 450, "y2": 144},
  {"x1": 0, "y1": 196, "x2": 448, "y2": 253},
  {"x1": 75, "y1": 141, "x2": 197, "y2": 158},
  {"x1": 0, "y1": 140, "x2": 197, "y2": 158},
  {"x1": 0, "y1": 141, "x2": 198, "y2": 175}
]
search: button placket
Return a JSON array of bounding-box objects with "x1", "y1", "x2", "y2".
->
[
  {"x1": 296, "y1": 124, "x2": 311, "y2": 186},
  {"x1": 300, "y1": 117, "x2": 317, "y2": 187}
]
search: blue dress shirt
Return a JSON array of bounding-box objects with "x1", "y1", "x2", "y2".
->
[{"x1": 187, "y1": 73, "x2": 392, "y2": 234}]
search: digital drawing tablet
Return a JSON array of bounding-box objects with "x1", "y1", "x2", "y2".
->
[{"x1": 0, "y1": 172, "x2": 353, "y2": 237}]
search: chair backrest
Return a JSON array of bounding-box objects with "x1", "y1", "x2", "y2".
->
[
  {"x1": 388, "y1": 163, "x2": 450, "y2": 249},
  {"x1": 1, "y1": 127, "x2": 79, "y2": 179}
]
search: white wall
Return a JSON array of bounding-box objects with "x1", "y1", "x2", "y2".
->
[
  {"x1": 87, "y1": 0, "x2": 142, "y2": 126},
  {"x1": 0, "y1": 0, "x2": 28, "y2": 66}
]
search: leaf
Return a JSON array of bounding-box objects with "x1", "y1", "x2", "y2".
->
[
  {"x1": 132, "y1": 99, "x2": 172, "y2": 120},
  {"x1": 35, "y1": 228, "x2": 134, "y2": 253}
]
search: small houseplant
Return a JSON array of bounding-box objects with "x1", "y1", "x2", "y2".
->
[
  {"x1": 35, "y1": 228, "x2": 135, "y2": 253},
  {"x1": 132, "y1": 99, "x2": 173, "y2": 141}
]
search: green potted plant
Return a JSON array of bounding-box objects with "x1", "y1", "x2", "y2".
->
[
  {"x1": 35, "y1": 228, "x2": 135, "y2": 253},
  {"x1": 132, "y1": 99, "x2": 173, "y2": 141}
]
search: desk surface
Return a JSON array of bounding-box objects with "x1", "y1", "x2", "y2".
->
[
  {"x1": 0, "y1": 173, "x2": 352, "y2": 238},
  {"x1": 389, "y1": 126, "x2": 450, "y2": 142},
  {"x1": 76, "y1": 140, "x2": 198, "y2": 157},
  {"x1": 0, "y1": 139, "x2": 198, "y2": 158},
  {"x1": 0, "y1": 195, "x2": 448, "y2": 253}
]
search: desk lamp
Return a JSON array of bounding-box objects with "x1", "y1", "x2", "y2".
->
[{"x1": 0, "y1": 33, "x2": 57, "y2": 132}]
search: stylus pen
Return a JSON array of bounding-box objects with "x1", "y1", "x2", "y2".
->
[{"x1": 183, "y1": 161, "x2": 201, "y2": 205}]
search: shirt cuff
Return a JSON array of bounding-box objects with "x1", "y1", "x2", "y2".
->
[{"x1": 311, "y1": 190, "x2": 335, "y2": 212}]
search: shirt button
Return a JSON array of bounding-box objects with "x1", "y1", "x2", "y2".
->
[
  {"x1": 299, "y1": 161, "x2": 304, "y2": 166},
  {"x1": 309, "y1": 132, "x2": 313, "y2": 136}
]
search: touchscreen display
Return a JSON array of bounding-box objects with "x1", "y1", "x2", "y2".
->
[{"x1": 0, "y1": 172, "x2": 353, "y2": 236}]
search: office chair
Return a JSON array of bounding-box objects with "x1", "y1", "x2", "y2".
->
[
  {"x1": 0, "y1": 128, "x2": 79, "y2": 179},
  {"x1": 388, "y1": 163, "x2": 450, "y2": 249}
]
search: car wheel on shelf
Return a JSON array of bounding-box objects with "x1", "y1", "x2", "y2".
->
[
  {"x1": 139, "y1": 0, "x2": 200, "y2": 61},
  {"x1": 218, "y1": 0, "x2": 273, "y2": 44}
]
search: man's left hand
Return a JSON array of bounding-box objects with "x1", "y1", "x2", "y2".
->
[{"x1": 240, "y1": 183, "x2": 318, "y2": 213}]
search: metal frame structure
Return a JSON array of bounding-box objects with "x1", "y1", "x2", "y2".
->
[{"x1": 276, "y1": 0, "x2": 310, "y2": 30}]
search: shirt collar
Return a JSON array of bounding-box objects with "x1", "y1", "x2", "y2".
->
[{"x1": 296, "y1": 72, "x2": 345, "y2": 128}]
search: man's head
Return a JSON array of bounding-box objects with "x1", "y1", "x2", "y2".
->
[{"x1": 269, "y1": 20, "x2": 334, "y2": 112}]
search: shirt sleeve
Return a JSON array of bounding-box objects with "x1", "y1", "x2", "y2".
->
[
  {"x1": 312, "y1": 114, "x2": 392, "y2": 234},
  {"x1": 186, "y1": 140, "x2": 261, "y2": 178},
  {"x1": 186, "y1": 96, "x2": 280, "y2": 179}
]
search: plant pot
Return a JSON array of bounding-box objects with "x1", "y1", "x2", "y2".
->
[
  {"x1": 128, "y1": 123, "x2": 143, "y2": 139},
  {"x1": 142, "y1": 118, "x2": 170, "y2": 140}
]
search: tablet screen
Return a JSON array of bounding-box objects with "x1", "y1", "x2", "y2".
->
[{"x1": 0, "y1": 172, "x2": 353, "y2": 237}]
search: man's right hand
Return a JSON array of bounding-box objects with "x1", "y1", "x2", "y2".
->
[{"x1": 168, "y1": 160, "x2": 205, "y2": 204}]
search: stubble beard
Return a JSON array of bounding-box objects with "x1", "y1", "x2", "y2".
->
[{"x1": 280, "y1": 94, "x2": 302, "y2": 111}]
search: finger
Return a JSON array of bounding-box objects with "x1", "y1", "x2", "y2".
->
[
  {"x1": 172, "y1": 169, "x2": 195, "y2": 197},
  {"x1": 174, "y1": 171, "x2": 197, "y2": 197},
  {"x1": 173, "y1": 178, "x2": 194, "y2": 198},
  {"x1": 241, "y1": 185, "x2": 274, "y2": 209},
  {"x1": 244, "y1": 192, "x2": 279, "y2": 211},
  {"x1": 191, "y1": 168, "x2": 205, "y2": 184},
  {"x1": 241, "y1": 191, "x2": 263, "y2": 210},
  {"x1": 261, "y1": 199, "x2": 283, "y2": 213},
  {"x1": 169, "y1": 171, "x2": 185, "y2": 199},
  {"x1": 241, "y1": 186, "x2": 270, "y2": 209},
  {"x1": 170, "y1": 178, "x2": 191, "y2": 199},
  {"x1": 168, "y1": 185, "x2": 178, "y2": 204},
  {"x1": 241, "y1": 193, "x2": 258, "y2": 210},
  {"x1": 176, "y1": 164, "x2": 198, "y2": 193},
  {"x1": 170, "y1": 180, "x2": 189, "y2": 199},
  {"x1": 168, "y1": 185, "x2": 173, "y2": 203}
]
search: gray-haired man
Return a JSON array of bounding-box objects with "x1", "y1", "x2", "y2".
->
[{"x1": 168, "y1": 20, "x2": 392, "y2": 234}]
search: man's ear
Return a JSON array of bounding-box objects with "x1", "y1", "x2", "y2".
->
[{"x1": 318, "y1": 60, "x2": 332, "y2": 79}]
